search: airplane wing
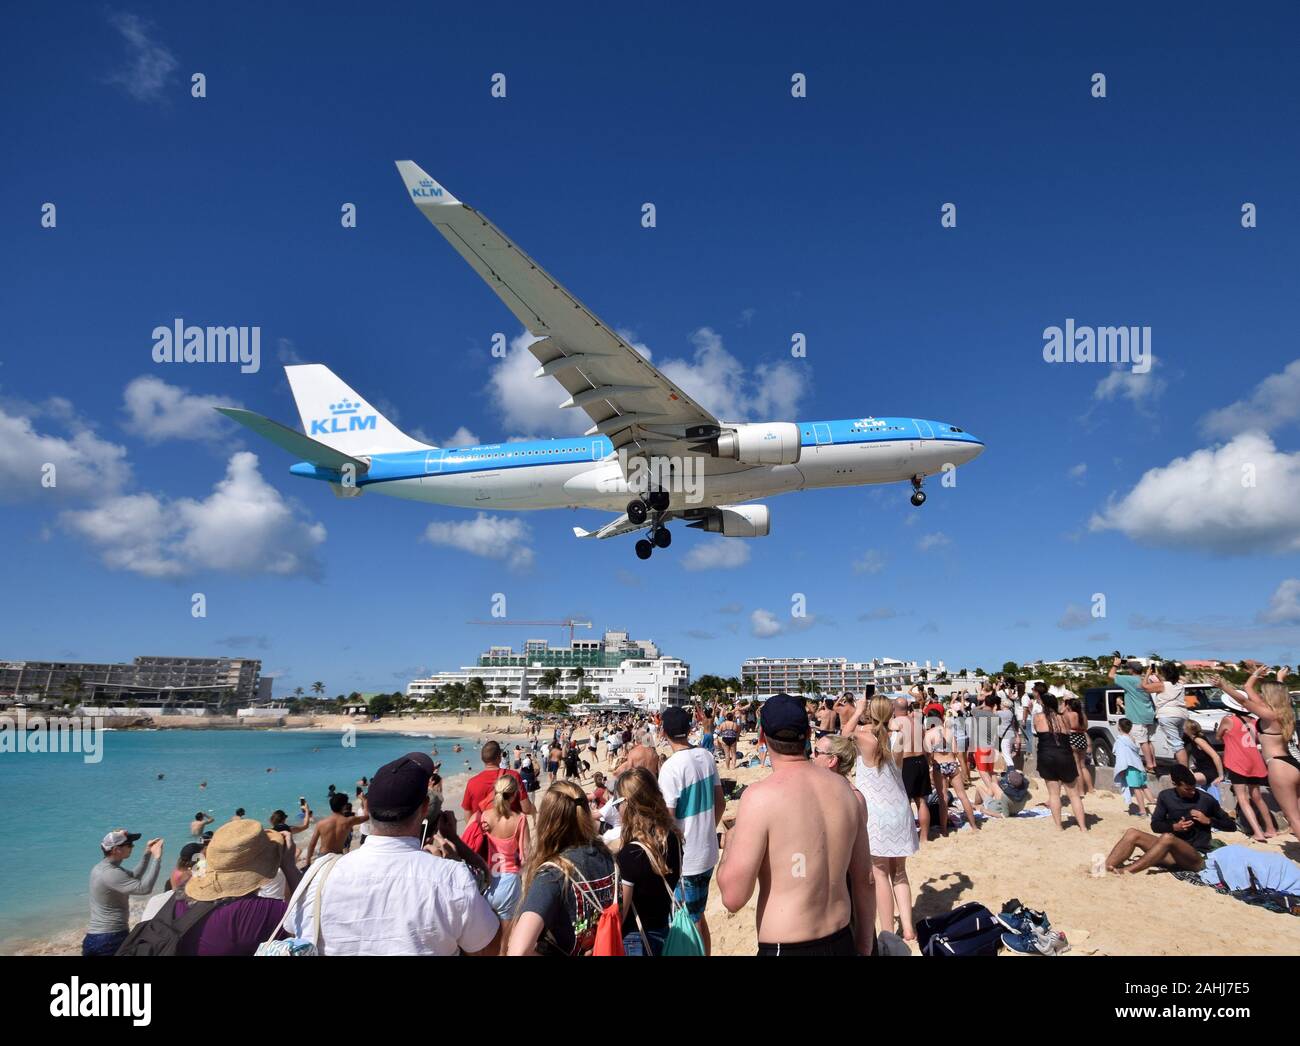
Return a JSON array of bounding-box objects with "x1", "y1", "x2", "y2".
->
[
  {"x1": 396, "y1": 161, "x2": 720, "y2": 454},
  {"x1": 573, "y1": 511, "x2": 675, "y2": 540},
  {"x1": 217, "y1": 407, "x2": 368, "y2": 472}
]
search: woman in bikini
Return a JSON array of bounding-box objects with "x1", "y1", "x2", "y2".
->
[
  {"x1": 1033, "y1": 693, "x2": 1088, "y2": 832},
  {"x1": 924, "y1": 716, "x2": 980, "y2": 835},
  {"x1": 1212, "y1": 679, "x2": 1277, "y2": 841},
  {"x1": 718, "y1": 710, "x2": 740, "y2": 771},
  {"x1": 1229, "y1": 666, "x2": 1300, "y2": 842},
  {"x1": 1063, "y1": 697, "x2": 1094, "y2": 796}
]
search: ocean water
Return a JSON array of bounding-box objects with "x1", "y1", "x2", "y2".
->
[{"x1": 0, "y1": 727, "x2": 487, "y2": 951}]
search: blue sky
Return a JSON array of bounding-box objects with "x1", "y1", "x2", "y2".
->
[{"x1": 2, "y1": 2, "x2": 1298, "y2": 694}]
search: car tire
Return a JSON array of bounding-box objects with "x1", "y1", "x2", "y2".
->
[{"x1": 1090, "y1": 734, "x2": 1114, "y2": 768}]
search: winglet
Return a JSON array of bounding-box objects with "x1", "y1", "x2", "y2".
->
[
  {"x1": 395, "y1": 161, "x2": 461, "y2": 217},
  {"x1": 572, "y1": 526, "x2": 594, "y2": 539}
]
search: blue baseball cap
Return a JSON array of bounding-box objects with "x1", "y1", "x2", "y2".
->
[{"x1": 760, "y1": 694, "x2": 809, "y2": 742}]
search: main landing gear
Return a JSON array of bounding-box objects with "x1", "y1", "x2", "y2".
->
[
  {"x1": 909, "y1": 474, "x2": 927, "y2": 507},
  {"x1": 628, "y1": 492, "x2": 672, "y2": 560}
]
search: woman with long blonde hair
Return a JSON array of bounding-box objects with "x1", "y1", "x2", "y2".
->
[
  {"x1": 850, "y1": 694, "x2": 917, "y2": 941},
  {"x1": 1235, "y1": 666, "x2": 1300, "y2": 841},
  {"x1": 481, "y1": 772, "x2": 530, "y2": 950},
  {"x1": 612, "y1": 767, "x2": 682, "y2": 955},
  {"x1": 508, "y1": 780, "x2": 615, "y2": 955}
]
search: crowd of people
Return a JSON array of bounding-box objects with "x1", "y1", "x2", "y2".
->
[{"x1": 84, "y1": 661, "x2": 1298, "y2": 956}]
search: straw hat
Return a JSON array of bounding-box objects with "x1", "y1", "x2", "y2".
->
[{"x1": 185, "y1": 819, "x2": 284, "y2": 902}]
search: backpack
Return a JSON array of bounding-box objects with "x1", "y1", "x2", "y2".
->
[
  {"x1": 916, "y1": 902, "x2": 1004, "y2": 957},
  {"x1": 541, "y1": 859, "x2": 618, "y2": 956},
  {"x1": 116, "y1": 892, "x2": 229, "y2": 956},
  {"x1": 627, "y1": 841, "x2": 705, "y2": 957}
]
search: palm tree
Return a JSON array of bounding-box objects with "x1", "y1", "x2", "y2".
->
[
  {"x1": 62, "y1": 674, "x2": 86, "y2": 706},
  {"x1": 539, "y1": 669, "x2": 561, "y2": 702},
  {"x1": 311, "y1": 681, "x2": 325, "y2": 697},
  {"x1": 293, "y1": 686, "x2": 305, "y2": 699}
]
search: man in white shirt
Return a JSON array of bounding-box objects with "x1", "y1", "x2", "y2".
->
[
  {"x1": 282, "y1": 752, "x2": 499, "y2": 956},
  {"x1": 658, "y1": 705, "x2": 725, "y2": 955}
]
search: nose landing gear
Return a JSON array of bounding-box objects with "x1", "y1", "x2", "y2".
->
[{"x1": 909, "y1": 474, "x2": 927, "y2": 507}]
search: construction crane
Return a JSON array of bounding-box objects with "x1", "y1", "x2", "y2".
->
[{"x1": 467, "y1": 618, "x2": 594, "y2": 646}]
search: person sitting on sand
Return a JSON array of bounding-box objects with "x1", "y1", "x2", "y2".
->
[
  {"x1": 718, "y1": 694, "x2": 875, "y2": 957},
  {"x1": 972, "y1": 768, "x2": 1031, "y2": 818},
  {"x1": 190, "y1": 812, "x2": 213, "y2": 837},
  {"x1": 1105, "y1": 765, "x2": 1237, "y2": 874},
  {"x1": 304, "y1": 792, "x2": 369, "y2": 863}
]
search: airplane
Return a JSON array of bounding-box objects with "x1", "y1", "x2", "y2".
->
[{"x1": 219, "y1": 161, "x2": 985, "y2": 561}]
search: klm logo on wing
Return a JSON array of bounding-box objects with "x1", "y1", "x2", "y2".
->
[
  {"x1": 410, "y1": 177, "x2": 444, "y2": 200},
  {"x1": 311, "y1": 397, "x2": 377, "y2": 436}
]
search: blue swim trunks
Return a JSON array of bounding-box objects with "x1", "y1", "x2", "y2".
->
[
  {"x1": 674, "y1": 869, "x2": 713, "y2": 923},
  {"x1": 701, "y1": 732, "x2": 715, "y2": 752}
]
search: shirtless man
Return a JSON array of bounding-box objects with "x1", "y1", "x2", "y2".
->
[
  {"x1": 718, "y1": 694, "x2": 875, "y2": 956},
  {"x1": 835, "y1": 689, "x2": 863, "y2": 735},
  {"x1": 304, "y1": 792, "x2": 369, "y2": 863},
  {"x1": 613, "y1": 736, "x2": 660, "y2": 776},
  {"x1": 814, "y1": 698, "x2": 837, "y2": 738},
  {"x1": 892, "y1": 698, "x2": 932, "y2": 844},
  {"x1": 189, "y1": 811, "x2": 213, "y2": 837}
]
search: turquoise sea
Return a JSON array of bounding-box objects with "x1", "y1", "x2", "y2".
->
[{"x1": 0, "y1": 727, "x2": 483, "y2": 951}]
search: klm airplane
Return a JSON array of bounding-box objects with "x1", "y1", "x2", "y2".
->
[{"x1": 221, "y1": 162, "x2": 985, "y2": 561}]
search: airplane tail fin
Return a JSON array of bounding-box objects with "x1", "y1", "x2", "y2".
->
[{"x1": 284, "y1": 364, "x2": 431, "y2": 456}]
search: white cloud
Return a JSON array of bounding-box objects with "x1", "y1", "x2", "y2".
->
[
  {"x1": 1093, "y1": 357, "x2": 1166, "y2": 408},
  {"x1": 0, "y1": 401, "x2": 131, "y2": 503},
  {"x1": 121, "y1": 375, "x2": 238, "y2": 442},
  {"x1": 1259, "y1": 579, "x2": 1300, "y2": 625},
  {"x1": 682, "y1": 538, "x2": 751, "y2": 571},
  {"x1": 441, "y1": 426, "x2": 480, "y2": 448},
  {"x1": 659, "y1": 327, "x2": 807, "y2": 421},
  {"x1": 1089, "y1": 432, "x2": 1300, "y2": 554},
  {"x1": 105, "y1": 12, "x2": 178, "y2": 102},
  {"x1": 421, "y1": 512, "x2": 534, "y2": 571},
  {"x1": 62, "y1": 451, "x2": 326, "y2": 577},
  {"x1": 487, "y1": 326, "x2": 809, "y2": 436},
  {"x1": 917, "y1": 532, "x2": 951, "y2": 552},
  {"x1": 750, "y1": 609, "x2": 782, "y2": 638},
  {"x1": 1201, "y1": 359, "x2": 1300, "y2": 439},
  {"x1": 487, "y1": 332, "x2": 590, "y2": 437},
  {"x1": 852, "y1": 549, "x2": 885, "y2": 574},
  {"x1": 1068, "y1": 463, "x2": 1088, "y2": 482},
  {"x1": 1057, "y1": 604, "x2": 1090, "y2": 630}
]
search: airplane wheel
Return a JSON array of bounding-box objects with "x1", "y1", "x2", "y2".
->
[
  {"x1": 627, "y1": 499, "x2": 648, "y2": 524},
  {"x1": 910, "y1": 491, "x2": 926, "y2": 507},
  {"x1": 653, "y1": 526, "x2": 672, "y2": 549},
  {"x1": 648, "y1": 491, "x2": 670, "y2": 512},
  {"x1": 635, "y1": 539, "x2": 654, "y2": 560}
]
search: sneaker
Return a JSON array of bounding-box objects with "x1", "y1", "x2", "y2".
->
[
  {"x1": 995, "y1": 905, "x2": 1050, "y2": 935},
  {"x1": 1000, "y1": 930, "x2": 1042, "y2": 955},
  {"x1": 1033, "y1": 927, "x2": 1069, "y2": 955}
]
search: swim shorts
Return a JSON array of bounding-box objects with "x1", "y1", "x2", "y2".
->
[{"x1": 674, "y1": 869, "x2": 713, "y2": 923}]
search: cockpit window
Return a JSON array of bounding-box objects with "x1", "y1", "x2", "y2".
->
[{"x1": 949, "y1": 427, "x2": 963, "y2": 433}]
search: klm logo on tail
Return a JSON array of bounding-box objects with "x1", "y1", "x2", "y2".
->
[
  {"x1": 411, "y1": 178, "x2": 444, "y2": 200},
  {"x1": 311, "y1": 397, "x2": 377, "y2": 436}
]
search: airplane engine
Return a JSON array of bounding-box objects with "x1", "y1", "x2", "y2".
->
[
  {"x1": 687, "y1": 504, "x2": 770, "y2": 537},
  {"x1": 714, "y1": 422, "x2": 801, "y2": 465}
]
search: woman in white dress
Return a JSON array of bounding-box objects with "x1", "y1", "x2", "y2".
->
[{"x1": 850, "y1": 694, "x2": 919, "y2": 941}]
